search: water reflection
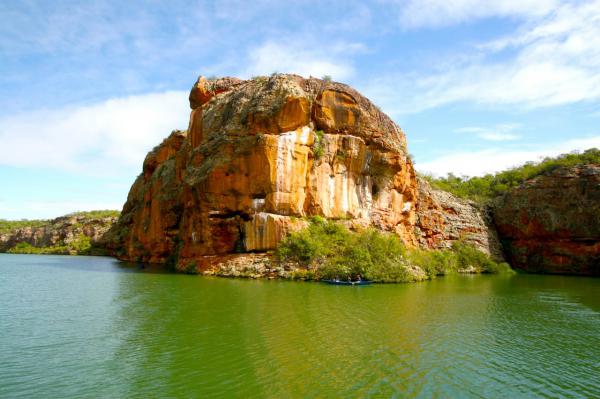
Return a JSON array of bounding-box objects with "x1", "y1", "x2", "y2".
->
[{"x1": 1, "y1": 255, "x2": 599, "y2": 399}]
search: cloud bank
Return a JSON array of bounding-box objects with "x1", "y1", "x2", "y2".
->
[{"x1": 0, "y1": 91, "x2": 189, "y2": 176}]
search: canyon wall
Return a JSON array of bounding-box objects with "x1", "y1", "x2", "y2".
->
[{"x1": 493, "y1": 165, "x2": 600, "y2": 276}]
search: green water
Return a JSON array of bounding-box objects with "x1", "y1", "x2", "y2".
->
[{"x1": 0, "y1": 254, "x2": 599, "y2": 398}]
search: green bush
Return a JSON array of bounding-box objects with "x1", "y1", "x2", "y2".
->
[
  {"x1": 312, "y1": 130, "x2": 325, "y2": 160},
  {"x1": 6, "y1": 234, "x2": 93, "y2": 255},
  {"x1": 486, "y1": 261, "x2": 515, "y2": 274},
  {"x1": 277, "y1": 220, "x2": 512, "y2": 282},
  {"x1": 8, "y1": 242, "x2": 68, "y2": 255},
  {"x1": 408, "y1": 248, "x2": 458, "y2": 278}
]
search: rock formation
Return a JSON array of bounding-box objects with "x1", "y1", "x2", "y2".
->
[
  {"x1": 104, "y1": 74, "x2": 501, "y2": 272},
  {"x1": 493, "y1": 165, "x2": 600, "y2": 275},
  {"x1": 415, "y1": 178, "x2": 503, "y2": 259},
  {"x1": 0, "y1": 212, "x2": 118, "y2": 254}
]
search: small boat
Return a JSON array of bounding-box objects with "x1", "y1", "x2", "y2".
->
[{"x1": 323, "y1": 279, "x2": 373, "y2": 286}]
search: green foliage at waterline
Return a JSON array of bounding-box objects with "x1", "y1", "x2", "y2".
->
[
  {"x1": 422, "y1": 148, "x2": 600, "y2": 203},
  {"x1": 277, "y1": 218, "x2": 512, "y2": 282},
  {"x1": 7, "y1": 235, "x2": 93, "y2": 255}
]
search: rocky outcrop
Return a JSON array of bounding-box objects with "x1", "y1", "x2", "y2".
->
[
  {"x1": 493, "y1": 165, "x2": 600, "y2": 275},
  {"x1": 0, "y1": 212, "x2": 118, "y2": 254},
  {"x1": 105, "y1": 74, "x2": 420, "y2": 271},
  {"x1": 415, "y1": 178, "x2": 503, "y2": 260}
]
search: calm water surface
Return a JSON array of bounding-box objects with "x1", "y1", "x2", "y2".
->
[{"x1": 1, "y1": 254, "x2": 599, "y2": 398}]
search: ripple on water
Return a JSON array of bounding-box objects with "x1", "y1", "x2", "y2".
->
[{"x1": 1, "y1": 256, "x2": 599, "y2": 398}]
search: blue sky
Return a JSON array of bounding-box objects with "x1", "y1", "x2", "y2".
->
[{"x1": 1, "y1": 0, "x2": 600, "y2": 219}]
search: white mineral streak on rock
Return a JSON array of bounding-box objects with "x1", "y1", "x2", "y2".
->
[
  {"x1": 299, "y1": 126, "x2": 310, "y2": 145},
  {"x1": 252, "y1": 198, "x2": 265, "y2": 213},
  {"x1": 329, "y1": 174, "x2": 335, "y2": 214},
  {"x1": 356, "y1": 175, "x2": 372, "y2": 218},
  {"x1": 402, "y1": 201, "x2": 412, "y2": 213},
  {"x1": 275, "y1": 131, "x2": 297, "y2": 209},
  {"x1": 246, "y1": 211, "x2": 268, "y2": 251},
  {"x1": 342, "y1": 171, "x2": 349, "y2": 214}
]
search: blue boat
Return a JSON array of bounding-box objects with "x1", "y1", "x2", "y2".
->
[{"x1": 323, "y1": 280, "x2": 373, "y2": 286}]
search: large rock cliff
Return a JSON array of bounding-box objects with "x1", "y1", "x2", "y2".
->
[
  {"x1": 104, "y1": 74, "x2": 500, "y2": 271},
  {"x1": 493, "y1": 165, "x2": 600, "y2": 276}
]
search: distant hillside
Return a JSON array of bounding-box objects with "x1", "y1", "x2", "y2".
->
[
  {"x1": 0, "y1": 210, "x2": 119, "y2": 255},
  {"x1": 421, "y1": 148, "x2": 600, "y2": 203}
]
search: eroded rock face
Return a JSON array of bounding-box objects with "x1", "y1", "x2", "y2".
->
[
  {"x1": 414, "y1": 178, "x2": 504, "y2": 260},
  {"x1": 493, "y1": 165, "x2": 600, "y2": 275},
  {"x1": 106, "y1": 74, "x2": 420, "y2": 269},
  {"x1": 0, "y1": 214, "x2": 117, "y2": 254}
]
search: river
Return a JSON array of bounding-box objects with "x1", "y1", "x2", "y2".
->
[{"x1": 0, "y1": 254, "x2": 598, "y2": 398}]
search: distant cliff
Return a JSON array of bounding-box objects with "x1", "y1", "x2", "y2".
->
[
  {"x1": 493, "y1": 165, "x2": 600, "y2": 276},
  {"x1": 0, "y1": 211, "x2": 119, "y2": 255},
  {"x1": 103, "y1": 74, "x2": 500, "y2": 273}
]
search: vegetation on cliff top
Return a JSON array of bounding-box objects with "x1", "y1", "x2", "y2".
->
[
  {"x1": 422, "y1": 148, "x2": 600, "y2": 203},
  {"x1": 67, "y1": 210, "x2": 120, "y2": 218},
  {"x1": 0, "y1": 219, "x2": 49, "y2": 234},
  {"x1": 0, "y1": 210, "x2": 120, "y2": 234},
  {"x1": 277, "y1": 217, "x2": 511, "y2": 282}
]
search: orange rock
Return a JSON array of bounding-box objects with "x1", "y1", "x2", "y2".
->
[{"x1": 107, "y1": 74, "x2": 435, "y2": 269}]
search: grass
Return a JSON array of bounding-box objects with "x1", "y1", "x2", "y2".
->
[
  {"x1": 277, "y1": 218, "x2": 512, "y2": 283},
  {"x1": 422, "y1": 148, "x2": 600, "y2": 203}
]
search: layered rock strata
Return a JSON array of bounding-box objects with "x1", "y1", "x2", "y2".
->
[{"x1": 493, "y1": 165, "x2": 600, "y2": 275}]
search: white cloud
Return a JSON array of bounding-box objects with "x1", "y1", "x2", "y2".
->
[
  {"x1": 0, "y1": 91, "x2": 189, "y2": 175},
  {"x1": 396, "y1": 0, "x2": 558, "y2": 29},
  {"x1": 0, "y1": 200, "x2": 124, "y2": 220},
  {"x1": 366, "y1": 0, "x2": 600, "y2": 115},
  {"x1": 416, "y1": 135, "x2": 600, "y2": 176},
  {"x1": 455, "y1": 124, "x2": 521, "y2": 141},
  {"x1": 243, "y1": 41, "x2": 360, "y2": 81},
  {"x1": 477, "y1": 132, "x2": 521, "y2": 141}
]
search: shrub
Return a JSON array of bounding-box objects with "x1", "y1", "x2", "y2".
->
[
  {"x1": 183, "y1": 260, "x2": 198, "y2": 275},
  {"x1": 486, "y1": 261, "x2": 515, "y2": 274},
  {"x1": 312, "y1": 130, "x2": 325, "y2": 160},
  {"x1": 277, "y1": 220, "x2": 512, "y2": 282}
]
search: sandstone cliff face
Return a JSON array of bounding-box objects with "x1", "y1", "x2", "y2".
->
[
  {"x1": 493, "y1": 165, "x2": 600, "y2": 275},
  {"x1": 0, "y1": 213, "x2": 117, "y2": 254},
  {"x1": 106, "y1": 74, "x2": 420, "y2": 269},
  {"x1": 415, "y1": 178, "x2": 503, "y2": 260}
]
